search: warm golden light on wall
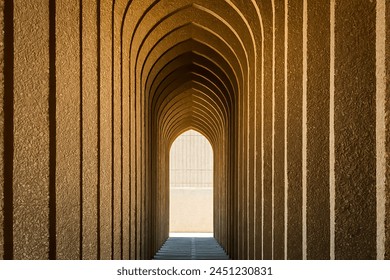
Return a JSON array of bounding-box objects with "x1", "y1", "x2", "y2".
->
[{"x1": 0, "y1": 0, "x2": 389, "y2": 260}]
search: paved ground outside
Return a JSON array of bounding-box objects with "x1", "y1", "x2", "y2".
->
[{"x1": 153, "y1": 237, "x2": 229, "y2": 260}]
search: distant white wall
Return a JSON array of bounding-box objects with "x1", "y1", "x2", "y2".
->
[{"x1": 169, "y1": 130, "x2": 213, "y2": 233}]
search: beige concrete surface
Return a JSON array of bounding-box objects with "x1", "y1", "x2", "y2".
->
[
  {"x1": 0, "y1": 0, "x2": 389, "y2": 260},
  {"x1": 170, "y1": 189, "x2": 213, "y2": 233},
  {"x1": 13, "y1": 0, "x2": 50, "y2": 259}
]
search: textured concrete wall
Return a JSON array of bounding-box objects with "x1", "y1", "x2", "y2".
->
[
  {"x1": 98, "y1": 0, "x2": 112, "y2": 260},
  {"x1": 81, "y1": 0, "x2": 98, "y2": 260},
  {"x1": 0, "y1": 0, "x2": 389, "y2": 260},
  {"x1": 13, "y1": 0, "x2": 50, "y2": 259},
  {"x1": 0, "y1": 0, "x2": 145, "y2": 260},
  {"x1": 306, "y1": 0, "x2": 330, "y2": 260},
  {"x1": 286, "y1": 0, "x2": 304, "y2": 260},
  {"x1": 56, "y1": 0, "x2": 81, "y2": 260},
  {"x1": 334, "y1": 0, "x2": 376, "y2": 260}
]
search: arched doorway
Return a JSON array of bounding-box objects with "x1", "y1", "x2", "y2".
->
[{"x1": 169, "y1": 129, "x2": 213, "y2": 236}]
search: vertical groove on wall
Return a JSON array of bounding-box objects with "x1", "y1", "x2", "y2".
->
[
  {"x1": 271, "y1": 0, "x2": 276, "y2": 260},
  {"x1": 0, "y1": 0, "x2": 4, "y2": 261},
  {"x1": 128, "y1": 38, "x2": 132, "y2": 261},
  {"x1": 96, "y1": 0, "x2": 101, "y2": 260},
  {"x1": 329, "y1": 0, "x2": 335, "y2": 260},
  {"x1": 386, "y1": 0, "x2": 390, "y2": 261},
  {"x1": 120, "y1": 10, "x2": 126, "y2": 262},
  {"x1": 134, "y1": 68, "x2": 138, "y2": 260},
  {"x1": 376, "y1": 0, "x2": 386, "y2": 261},
  {"x1": 49, "y1": 0, "x2": 57, "y2": 260},
  {"x1": 79, "y1": 0, "x2": 83, "y2": 260},
  {"x1": 120, "y1": 39, "x2": 124, "y2": 262},
  {"x1": 255, "y1": 12, "x2": 264, "y2": 257},
  {"x1": 253, "y1": 6, "x2": 262, "y2": 257},
  {"x1": 301, "y1": 0, "x2": 307, "y2": 260},
  {"x1": 273, "y1": 0, "x2": 285, "y2": 260},
  {"x1": 260, "y1": 12, "x2": 265, "y2": 261},
  {"x1": 110, "y1": 3, "x2": 115, "y2": 260},
  {"x1": 3, "y1": 0, "x2": 14, "y2": 261},
  {"x1": 283, "y1": 0, "x2": 288, "y2": 260}
]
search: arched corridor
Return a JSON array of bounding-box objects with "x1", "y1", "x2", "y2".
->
[{"x1": 0, "y1": 0, "x2": 390, "y2": 260}]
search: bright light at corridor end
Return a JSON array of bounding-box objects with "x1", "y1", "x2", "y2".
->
[{"x1": 169, "y1": 130, "x2": 214, "y2": 235}]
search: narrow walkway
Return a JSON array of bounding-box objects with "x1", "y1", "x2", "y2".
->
[{"x1": 153, "y1": 237, "x2": 229, "y2": 260}]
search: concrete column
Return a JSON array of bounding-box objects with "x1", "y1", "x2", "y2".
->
[
  {"x1": 259, "y1": 0, "x2": 273, "y2": 261},
  {"x1": 286, "y1": 0, "x2": 303, "y2": 260},
  {"x1": 334, "y1": 0, "x2": 376, "y2": 259},
  {"x1": 273, "y1": 0, "x2": 286, "y2": 260},
  {"x1": 81, "y1": 0, "x2": 98, "y2": 260},
  {"x1": 12, "y1": 0, "x2": 50, "y2": 259},
  {"x1": 121, "y1": 24, "x2": 131, "y2": 262},
  {"x1": 305, "y1": 0, "x2": 331, "y2": 259},
  {"x1": 8, "y1": 1, "x2": 49, "y2": 259},
  {"x1": 55, "y1": 0, "x2": 81, "y2": 259}
]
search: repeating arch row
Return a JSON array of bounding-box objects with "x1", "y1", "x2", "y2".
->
[{"x1": 1, "y1": 0, "x2": 389, "y2": 260}]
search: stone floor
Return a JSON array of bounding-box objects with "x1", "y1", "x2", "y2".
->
[{"x1": 153, "y1": 237, "x2": 229, "y2": 260}]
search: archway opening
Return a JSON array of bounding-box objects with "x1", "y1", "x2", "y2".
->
[{"x1": 169, "y1": 129, "x2": 214, "y2": 237}]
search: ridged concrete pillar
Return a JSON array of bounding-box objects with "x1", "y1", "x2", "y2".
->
[
  {"x1": 55, "y1": 0, "x2": 81, "y2": 260},
  {"x1": 286, "y1": 0, "x2": 303, "y2": 260},
  {"x1": 98, "y1": 0, "x2": 112, "y2": 260},
  {"x1": 81, "y1": 0, "x2": 98, "y2": 260},
  {"x1": 305, "y1": 0, "x2": 331, "y2": 260},
  {"x1": 334, "y1": 1, "x2": 376, "y2": 259},
  {"x1": 13, "y1": 0, "x2": 50, "y2": 259},
  {"x1": 273, "y1": 0, "x2": 286, "y2": 260},
  {"x1": 259, "y1": 0, "x2": 273, "y2": 260}
]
